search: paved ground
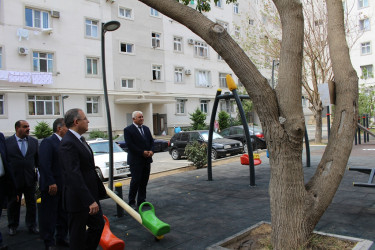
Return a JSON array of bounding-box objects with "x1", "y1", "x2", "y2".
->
[{"x1": 1, "y1": 141, "x2": 375, "y2": 249}]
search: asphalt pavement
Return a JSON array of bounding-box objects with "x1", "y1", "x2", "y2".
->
[{"x1": 1, "y1": 141, "x2": 375, "y2": 249}]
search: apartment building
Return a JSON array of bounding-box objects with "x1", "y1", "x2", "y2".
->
[{"x1": 0, "y1": 0, "x2": 265, "y2": 136}]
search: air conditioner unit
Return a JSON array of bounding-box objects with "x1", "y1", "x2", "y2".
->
[
  {"x1": 185, "y1": 69, "x2": 191, "y2": 75},
  {"x1": 187, "y1": 39, "x2": 194, "y2": 45},
  {"x1": 106, "y1": 0, "x2": 116, "y2": 3},
  {"x1": 18, "y1": 47, "x2": 29, "y2": 55},
  {"x1": 50, "y1": 10, "x2": 60, "y2": 18},
  {"x1": 42, "y1": 28, "x2": 53, "y2": 34}
]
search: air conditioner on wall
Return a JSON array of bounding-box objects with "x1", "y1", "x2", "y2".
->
[
  {"x1": 185, "y1": 69, "x2": 191, "y2": 75},
  {"x1": 50, "y1": 10, "x2": 60, "y2": 18},
  {"x1": 187, "y1": 39, "x2": 194, "y2": 45},
  {"x1": 18, "y1": 47, "x2": 29, "y2": 55}
]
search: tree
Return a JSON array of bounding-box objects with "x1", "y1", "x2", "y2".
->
[
  {"x1": 190, "y1": 108, "x2": 207, "y2": 130},
  {"x1": 138, "y1": 0, "x2": 358, "y2": 248},
  {"x1": 358, "y1": 84, "x2": 375, "y2": 123},
  {"x1": 33, "y1": 121, "x2": 53, "y2": 139},
  {"x1": 218, "y1": 110, "x2": 230, "y2": 130}
]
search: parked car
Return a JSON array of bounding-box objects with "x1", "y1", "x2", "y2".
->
[
  {"x1": 87, "y1": 138, "x2": 130, "y2": 181},
  {"x1": 168, "y1": 130, "x2": 243, "y2": 160},
  {"x1": 220, "y1": 125, "x2": 266, "y2": 152},
  {"x1": 114, "y1": 134, "x2": 168, "y2": 153}
]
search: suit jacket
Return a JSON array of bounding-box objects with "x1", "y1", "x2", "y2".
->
[
  {"x1": 39, "y1": 134, "x2": 63, "y2": 192},
  {"x1": 59, "y1": 130, "x2": 106, "y2": 212},
  {"x1": 124, "y1": 124, "x2": 154, "y2": 166},
  {"x1": 0, "y1": 132, "x2": 16, "y2": 198},
  {"x1": 5, "y1": 134, "x2": 39, "y2": 189}
]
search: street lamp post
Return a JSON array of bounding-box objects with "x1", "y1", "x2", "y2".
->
[{"x1": 101, "y1": 20, "x2": 121, "y2": 191}]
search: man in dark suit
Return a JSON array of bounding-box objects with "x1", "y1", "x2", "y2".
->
[
  {"x1": 6, "y1": 120, "x2": 39, "y2": 236},
  {"x1": 124, "y1": 111, "x2": 154, "y2": 209},
  {"x1": 0, "y1": 131, "x2": 17, "y2": 250},
  {"x1": 59, "y1": 108, "x2": 106, "y2": 250},
  {"x1": 39, "y1": 118, "x2": 69, "y2": 250}
]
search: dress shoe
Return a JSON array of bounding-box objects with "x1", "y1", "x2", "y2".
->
[
  {"x1": 8, "y1": 228, "x2": 16, "y2": 236},
  {"x1": 28, "y1": 227, "x2": 39, "y2": 234},
  {"x1": 56, "y1": 239, "x2": 70, "y2": 247},
  {"x1": 0, "y1": 242, "x2": 8, "y2": 250}
]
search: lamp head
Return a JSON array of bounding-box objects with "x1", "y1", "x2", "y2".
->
[{"x1": 103, "y1": 21, "x2": 121, "y2": 33}]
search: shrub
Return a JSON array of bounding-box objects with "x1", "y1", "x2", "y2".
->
[
  {"x1": 89, "y1": 130, "x2": 108, "y2": 139},
  {"x1": 190, "y1": 108, "x2": 207, "y2": 130},
  {"x1": 33, "y1": 121, "x2": 53, "y2": 139},
  {"x1": 218, "y1": 111, "x2": 230, "y2": 130},
  {"x1": 185, "y1": 141, "x2": 207, "y2": 169}
]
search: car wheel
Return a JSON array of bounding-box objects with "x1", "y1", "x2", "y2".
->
[
  {"x1": 171, "y1": 149, "x2": 181, "y2": 160},
  {"x1": 211, "y1": 149, "x2": 218, "y2": 160},
  {"x1": 95, "y1": 167, "x2": 105, "y2": 181}
]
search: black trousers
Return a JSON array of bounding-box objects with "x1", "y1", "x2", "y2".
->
[
  {"x1": 7, "y1": 184, "x2": 37, "y2": 229},
  {"x1": 40, "y1": 190, "x2": 68, "y2": 247},
  {"x1": 128, "y1": 163, "x2": 151, "y2": 205},
  {"x1": 68, "y1": 207, "x2": 104, "y2": 250}
]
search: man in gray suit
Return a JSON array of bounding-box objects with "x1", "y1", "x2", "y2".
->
[{"x1": 6, "y1": 120, "x2": 39, "y2": 236}]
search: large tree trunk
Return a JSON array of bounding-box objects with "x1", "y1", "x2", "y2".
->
[{"x1": 138, "y1": 0, "x2": 358, "y2": 249}]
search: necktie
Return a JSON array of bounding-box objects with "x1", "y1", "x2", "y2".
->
[
  {"x1": 138, "y1": 126, "x2": 145, "y2": 136},
  {"x1": 19, "y1": 139, "x2": 26, "y2": 157},
  {"x1": 80, "y1": 136, "x2": 92, "y2": 154}
]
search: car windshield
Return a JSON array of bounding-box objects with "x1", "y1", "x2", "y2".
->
[
  {"x1": 89, "y1": 142, "x2": 124, "y2": 155},
  {"x1": 114, "y1": 135, "x2": 124, "y2": 142},
  {"x1": 200, "y1": 131, "x2": 223, "y2": 141}
]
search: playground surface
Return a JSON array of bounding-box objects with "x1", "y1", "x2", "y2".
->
[{"x1": 1, "y1": 141, "x2": 375, "y2": 249}]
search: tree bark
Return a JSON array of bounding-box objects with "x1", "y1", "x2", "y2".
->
[
  {"x1": 138, "y1": 0, "x2": 358, "y2": 249},
  {"x1": 315, "y1": 109, "x2": 323, "y2": 143}
]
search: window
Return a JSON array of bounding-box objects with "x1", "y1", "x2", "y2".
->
[
  {"x1": 121, "y1": 78, "x2": 134, "y2": 88},
  {"x1": 195, "y1": 70, "x2": 211, "y2": 87},
  {"x1": 217, "y1": 21, "x2": 229, "y2": 31},
  {"x1": 359, "y1": 18, "x2": 370, "y2": 31},
  {"x1": 174, "y1": 37, "x2": 183, "y2": 52},
  {"x1": 361, "y1": 65, "x2": 373, "y2": 79},
  {"x1": 119, "y1": 7, "x2": 133, "y2": 19},
  {"x1": 194, "y1": 41, "x2": 208, "y2": 58},
  {"x1": 85, "y1": 19, "x2": 98, "y2": 38},
  {"x1": 150, "y1": 8, "x2": 159, "y2": 17},
  {"x1": 28, "y1": 95, "x2": 60, "y2": 116},
  {"x1": 200, "y1": 100, "x2": 209, "y2": 113},
  {"x1": 0, "y1": 47, "x2": 2, "y2": 69},
  {"x1": 86, "y1": 57, "x2": 99, "y2": 75},
  {"x1": 86, "y1": 96, "x2": 99, "y2": 114},
  {"x1": 152, "y1": 32, "x2": 161, "y2": 48},
  {"x1": 219, "y1": 73, "x2": 228, "y2": 87},
  {"x1": 233, "y1": 3, "x2": 239, "y2": 14},
  {"x1": 33, "y1": 52, "x2": 53, "y2": 72},
  {"x1": 358, "y1": 0, "x2": 369, "y2": 8},
  {"x1": 220, "y1": 100, "x2": 234, "y2": 113},
  {"x1": 152, "y1": 65, "x2": 162, "y2": 80},
  {"x1": 120, "y1": 43, "x2": 134, "y2": 54},
  {"x1": 249, "y1": 19, "x2": 254, "y2": 25},
  {"x1": 361, "y1": 42, "x2": 371, "y2": 55},
  {"x1": 25, "y1": 7, "x2": 49, "y2": 29},
  {"x1": 174, "y1": 67, "x2": 183, "y2": 83},
  {"x1": 215, "y1": 0, "x2": 222, "y2": 8},
  {"x1": 0, "y1": 95, "x2": 4, "y2": 115},
  {"x1": 176, "y1": 99, "x2": 186, "y2": 114}
]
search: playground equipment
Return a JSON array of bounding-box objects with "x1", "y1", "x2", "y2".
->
[
  {"x1": 240, "y1": 153, "x2": 262, "y2": 166},
  {"x1": 105, "y1": 186, "x2": 170, "y2": 240},
  {"x1": 99, "y1": 215, "x2": 125, "y2": 250},
  {"x1": 348, "y1": 167, "x2": 375, "y2": 188}
]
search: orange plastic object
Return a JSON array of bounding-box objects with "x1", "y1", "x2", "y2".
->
[
  {"x1": 240, "y1": 154, "x2": 261, "y2": 166},
  {"x1": 100, "y1": 215, "x2": 125, "y2": 250}
]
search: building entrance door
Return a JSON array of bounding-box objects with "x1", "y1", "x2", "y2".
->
[{"x1": 153, "y1": 113, "x2": 167, "y2": 135}]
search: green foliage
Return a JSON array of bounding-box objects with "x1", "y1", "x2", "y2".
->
[
  {"x1": 89, "y1": 130, "x2": 108, "y2": 139},
  {"x1": 218, "y1": 111, "x2": 230, "y2": 130},
  {"x1": 185, "y1": 141, "x2": 207, "y2": 169},
  {"x1": 189, "y1": 108, "x2": 207, "y2": 130},
  {"x1": 360, "y1": 67, "x2": 374, "y2": 80},
  {"x1": 237, "y1": 87, "x2": 253, "y2": 123},
  {"x1": 179, "y1": 0, "x2": 237, "y2": 13},
  {"x1": 32, "y1": 121, "x2": 53, "y2": 139},
  {"x1": 358, "y1": 84, "x2": 375, "y2": 118}
]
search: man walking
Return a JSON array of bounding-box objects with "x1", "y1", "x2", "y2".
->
[
  {"x1": 6, "y1": 120, "x2": 39, "y2": 236},
  {"x1": 59, "y1": 108, "x2": 106, "y2": 250},
  {"x1": 0, "y1": 131, "x2": 17, "y2": 249},
  {"x1": 124, "y1": 111, "x2": 154, "y2": 209},
  {"x1": 39, "y1": 118, "x2": 69, "y2": 250}
]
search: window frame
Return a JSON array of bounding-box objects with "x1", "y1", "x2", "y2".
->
[
  {"x1": 359, "y1": 18, "x2": 370, "y2": 31},
  {"x1": 358, "y1": 0, "x2": 369, "y2": 8},
  {"x1": 173, "y1": 36, "x2": 183, "y2": 52},
  {"x1": 0, "y1": 94, "x2": 5, "y2": 116},
  {"x1": 33, "y1": 51, "x2": 54, "y2": 73},
  {"x1": 86, "y1": 96, "x2": 100, "y2": 115},
  {"x1": 118, "y1": 6, "x2": 133, "y2": 20},
  {"x1": 176, "y1": 99, "x2": 186, "y2": 115},
  {"x1": 194, "y1": 41, "x2": 209, "y2": 58},
  {"x1": 233, "y1": 3, "x2": 239, "y2": 14},
  {"x1": 200, "y1": 99, "x2": 209, "y2": 114},
  {"x1": 152, "y1": 64, "x2": 162, "y2": 81},
  {"x1": 361, "y1": 41, "x2": 371, "y2": 55},
  {"x1": 151, "y1": 32, "x2": 161, "y2": 48},
  {"x1": 195, "y1": 69, "x2": 211, "y2": 87},
  {"x1": 86, "y1": 56, "x2": 100, "y2": 76},
  {"x1": 215, "y1": 0, "x2": 222, "y2": 8},
  {"x1": 360, "y1": 65, "x2": 373, "y2": 79},
  {"x1": 120, "y1": 42, "x2": 135, "y2": 54},
  {"x1": 150, "y1": 8, "x2": 160, "y2": 17},
  {"x1": 174, "y1": 67, "x2": 184, "y2": 83},
  {"x1": 28, "y1": 95, "x2": 60, "y2": 116},
  {"x1": 121, "y1": 78, "x2": 135, "y2": 89},
  {"x1": 85, "y1": 18, "x2": 99, "y2": 39},
  {"x1": 25, "y1": 7, "x2": 50, "y2": 29}
]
